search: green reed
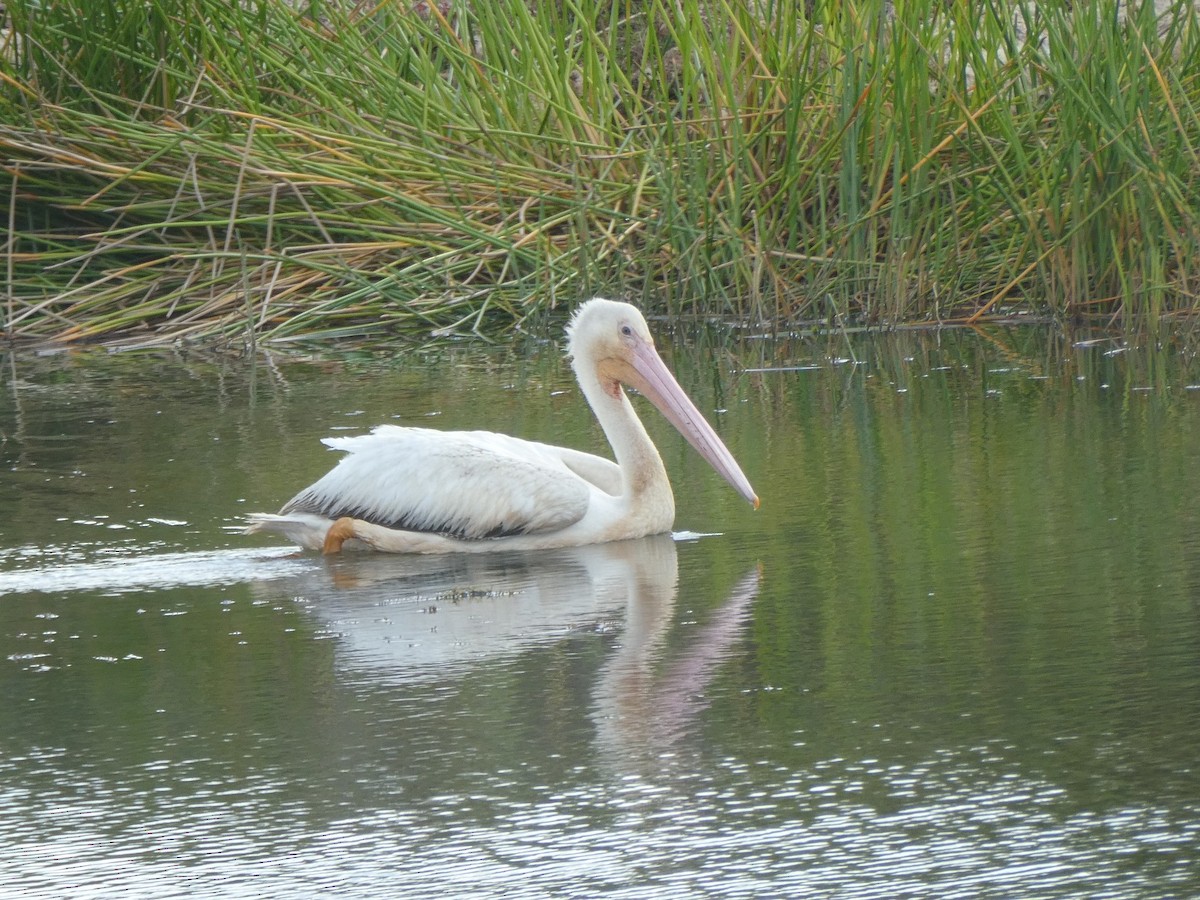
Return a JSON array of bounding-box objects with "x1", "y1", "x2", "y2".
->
[{"x1": 2, "y1": 0, "x2": 1198, "y2": 345}]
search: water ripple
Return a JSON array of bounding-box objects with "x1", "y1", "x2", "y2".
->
[
  {"x1": 0, "y1": 546, "x2": 312, "y2": 596},
  {"x1": 2, "y1": 743, "x2": 1196, "y2": 899}
]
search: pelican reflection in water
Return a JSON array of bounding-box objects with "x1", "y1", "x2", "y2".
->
[{"x1": 260, "y1": 536, "x2": 760, "y2": 763}]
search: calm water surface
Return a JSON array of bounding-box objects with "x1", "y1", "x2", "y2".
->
[{"x1": 1, "y1": 327, "x2": 1199, "y2": 898}]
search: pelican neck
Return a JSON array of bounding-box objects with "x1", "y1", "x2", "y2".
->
[{"x1": 573, "y1": 358, "x2": 669, "y2": 498}]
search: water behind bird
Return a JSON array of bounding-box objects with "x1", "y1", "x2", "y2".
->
[{"x1": 2, "y1": 329, "x2": 1199, "y2": 898}]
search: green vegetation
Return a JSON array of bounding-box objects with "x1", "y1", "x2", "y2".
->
[{"x1": 2, "y1": 0, "x2": 1199, "y2": 345}]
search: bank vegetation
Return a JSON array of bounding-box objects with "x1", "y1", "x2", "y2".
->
[{"x1": 2, "y1": 0, "x2": 1199, "y2": 345}]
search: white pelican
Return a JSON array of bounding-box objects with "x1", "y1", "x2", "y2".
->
[{"x1": 246, "y1": 298, "x2": 758, "y2": 553}]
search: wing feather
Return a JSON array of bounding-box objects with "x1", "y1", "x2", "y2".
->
[{"x1": 281, "y1": 426, "x2": 594, "y2": 540}]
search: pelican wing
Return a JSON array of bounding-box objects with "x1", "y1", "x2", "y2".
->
[{"x1": 281, "y1": 425, "x2": 597, "y2": 540}]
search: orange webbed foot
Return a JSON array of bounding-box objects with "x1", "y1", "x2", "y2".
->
[{"x1": 322, "y1": 517, "x2": 358, "y2": 555}]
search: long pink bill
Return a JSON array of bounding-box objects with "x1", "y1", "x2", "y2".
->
[{"x1": 629, "y1": 341, "x2": 760, "y2": 509}]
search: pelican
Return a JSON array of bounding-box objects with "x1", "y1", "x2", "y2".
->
[{"x1": 246, "y1": 298, "x2": 758, "y2": 553}]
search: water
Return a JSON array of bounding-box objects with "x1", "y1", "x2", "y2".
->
[{"x1": 2, "y1": 328, "x2": 1199, "y2": 898}]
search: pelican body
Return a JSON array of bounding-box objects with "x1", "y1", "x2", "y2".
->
[{"x1": 246, "y1": 298, "x2": 757, "y2": 553}]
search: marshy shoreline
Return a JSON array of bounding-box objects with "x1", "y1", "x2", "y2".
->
[{"x1": 2, "y1": 0, "x2": 1199, "y2": 348}]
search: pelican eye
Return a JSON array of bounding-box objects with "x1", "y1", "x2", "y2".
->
[{"x1": 620, "y1": 324, "x2": 633, "y2": 337}]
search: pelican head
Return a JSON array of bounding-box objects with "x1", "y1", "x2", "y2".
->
[{"x1": 567, "y1": 298, "x2": 759, "y2": 509}]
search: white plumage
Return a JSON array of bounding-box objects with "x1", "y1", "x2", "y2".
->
[
  {"x1": 285, "y1": 427, "x2": 604, "y2": 538},
  {"x1": 246, "y1": 298, "x2": 757, "y2": 553}
]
